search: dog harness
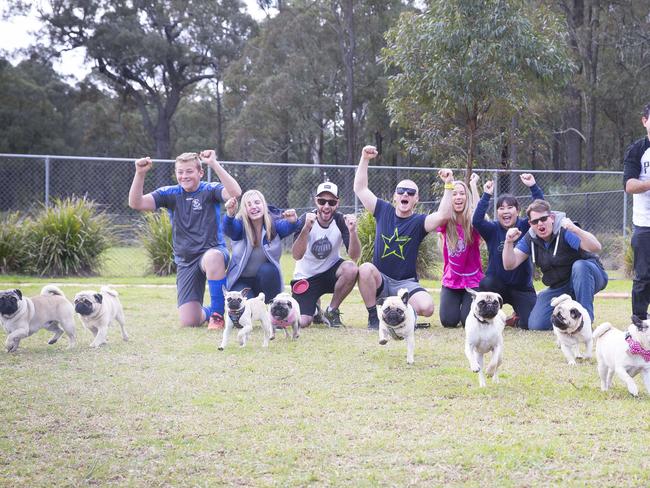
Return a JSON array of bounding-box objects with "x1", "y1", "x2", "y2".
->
[
  {"x1": 625, "y1": 332, "x2": 650, "y2": 362},
  {"x1": 271, "y1": 309, "x2": 296, "y2": 329},
  {"x1": 228, "y1": 307, "x2": 245, "y2": 329}
]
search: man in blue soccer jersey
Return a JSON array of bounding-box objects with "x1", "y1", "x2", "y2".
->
[
  {"x1": 129, "y1": 150, "x2": 241, "y2": 329},
  {"x1": 353, "y1": 145, "x2": 455, "y2": 329}
]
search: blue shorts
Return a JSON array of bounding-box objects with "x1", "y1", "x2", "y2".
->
[{"x1": 176, "y1": 246, "x2": 230, "y2": 307}]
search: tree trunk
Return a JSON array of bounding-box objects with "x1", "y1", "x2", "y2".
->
[
  {"x1": 564, "y1": 85, "x2": 582, "y2": 170},
  {"x1": 334, "y1": 0, "x2": 356, "y2": 165},
  {"x1": 215, "y1": 77, "x2": 225, "y2": 159}
]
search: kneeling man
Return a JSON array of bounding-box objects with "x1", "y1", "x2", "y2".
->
[{"x1": 291, "y1": 182, "x2": 360, "y2": 328}]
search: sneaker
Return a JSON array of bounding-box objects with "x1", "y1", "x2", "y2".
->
[
  {"x1": 208, "y1": 312, "x2": 224, "y2": 330},
  {"x1": 313, "y1": 303, "x2": 324, "y2": 324},
  {"x1": 367, "y1": 314, "x2": 379, "y2": 330},
  {"x1": 505, "y1": 313, "x2": 519, "y2": 328},
  {"x1": 323, "y1": 308, "x2": 344, "y2": 328}
]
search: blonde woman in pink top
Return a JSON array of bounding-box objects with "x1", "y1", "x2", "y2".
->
[{"x1": 436, "y1": 173, "x2": 484, "y2": 327}]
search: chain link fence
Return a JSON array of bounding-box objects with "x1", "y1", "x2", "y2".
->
[{"x1": 0, "y1": 154, "x2": 630, "y2": 277}]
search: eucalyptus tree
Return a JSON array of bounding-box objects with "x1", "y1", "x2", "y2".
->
[{"x1": 382, "y1": 0, "x2": 574, "y2": 175}]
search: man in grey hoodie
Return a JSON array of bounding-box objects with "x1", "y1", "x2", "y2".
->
[{"x1": 501, "y1": 199, "x2": 608, "y2": 330}]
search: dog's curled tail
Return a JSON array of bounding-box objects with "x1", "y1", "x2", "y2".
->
[
  {"x1": 593, "y1": 322, "x2": 613, "y2": 340},
  {"x1": 257, "y1": 292, "x2": 265, "y2": 302},
  {"x1": 100, "y1": 286, "x2": 119, "y2": 297},
  {"x1": 41, "y1": 284, "x2": 66, "y2": 297}
]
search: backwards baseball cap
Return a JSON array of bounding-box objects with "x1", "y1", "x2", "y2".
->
[{"x1": 316, "y1": 182, "x2": 338, "y2": 197}]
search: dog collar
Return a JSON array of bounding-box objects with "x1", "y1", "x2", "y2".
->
[
  {"x1": 472, "y1": 312, "x2": 488, "y2": 325},
  {"x1": 271, "y1": 309, "x2": 296, "y2": 328},
  {"x1": 228, "y1": 307, "x2": 245, "y2": 329},
  {"x1": 625, "y1": 333, "x2": 650, "y2": 362}
]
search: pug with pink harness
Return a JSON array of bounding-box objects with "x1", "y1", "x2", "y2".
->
[{"x1": 268, "y1": 293, "x2": 301, "y2": 341}]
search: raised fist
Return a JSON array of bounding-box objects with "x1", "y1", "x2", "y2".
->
[
  {"x1": 361, "y1": 145, "x2": 378, "y2": 161},
  {"x1": 225, "y1": 197, "x2": 238, "y2": 217},
  {"x1": 283, "y1": 208, "x2": 297, "y2": 223},
  {"x1": 303, "y1": 212, "x2": 317, "y2": 229},
  {"x1": 438, "y1": 168, "x2": 454, "y2": 184},
  {"x1": 470, "y1": 172, "x2": 480, "y2": 186},
  {"x1": 344, "y1": 214, "x2": 357, "y2": 231},
  {"x1": 520, "y1": 173, "x2": 536, "y2": 187},
  {"x1": 483, "y1": 180, "x2": 494, "y2": 195},
  {"x1": 200, "y1": 150, "x2": 217, "y2": 165},
  {"x1": 134, "y1": 157, "x2": 152, "y2": 174},
  {"x1": 505, "y1": 227, "x2": 521, "y2": 243}
]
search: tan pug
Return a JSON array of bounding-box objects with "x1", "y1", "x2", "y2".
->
[
  {"x1": 219, "y1": 288, "x2": 272, "y2": 350},
  {"x1": 550, "y1": 294, "x2": 593, "y2": 365},
  {"x1": 465, "y1": 289, "x2": 505, "y2": 387},
  {"x1": 593, "y1": 315, "x2": 650, "y2": 397},
  {"x1": 73, "y1": 286, "x2": 128, "y2": 348},
  {"x1": 268, "y1": 293, "x2": 301, "y2": 341},
  {"x1": 0, "y1": 285, "x2": 76, "y2": 352},
  {"x1": 377, "y1": 288, "x2": 416, "y2": 364}
]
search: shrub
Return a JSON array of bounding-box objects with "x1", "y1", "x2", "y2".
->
[
  {"x1": 28, "y1": 197, "x2": 113, "y2": 276},
  {"x1": 0, "y1": 212, "x2": 31, "y2": 274},
  {"x1": 139, "y1": 210, "x2": 176, "y2": 276},
  {"x1": 356, "y1": 209, "x2": 440, "y2": 280}
]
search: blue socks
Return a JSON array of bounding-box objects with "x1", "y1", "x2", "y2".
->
[{"x1": 207, "y1": 278, "x2": 227, "y2": 316}]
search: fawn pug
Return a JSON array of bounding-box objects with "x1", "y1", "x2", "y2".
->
[
  {"x1": 74, "y1": 286, "x2": 128, "y2": 348},
  {"x1": 550, "y1": 294, "x2": 593, "y2": 365},
  {"x1": 268, "y1": 293, "x2": 301, "y2": 341},
  {"x1": 219, "y1": 288, "x2": 272, "y2": 350},
  {"x1": 377, "y1": 288, "x2": 416, "y2": 364}
]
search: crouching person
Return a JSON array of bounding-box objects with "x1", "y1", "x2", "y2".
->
[{"x1": 291, "y1": 182, "x2": 360, "y2": 328}]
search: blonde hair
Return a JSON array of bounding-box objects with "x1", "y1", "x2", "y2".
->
[
  {"x1": 236, "y1": 190, "x2": 275, "y2": 246},
  {"x1": 445, "y1": 180, "x2": 475, "y2": 250},
  {"x1": 175, "y1": 152, "x2": 202, "y2": 171}
]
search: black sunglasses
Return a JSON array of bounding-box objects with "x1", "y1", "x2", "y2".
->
[
  {"x1": 529, "y1": 215, "x2": 551, "y2": 226},
  {"x1": 395, "y1": 187, "x2": 417, "y2": 196},
  {"x1": 317, "y1": 198, "x2": 338, "y2": 207}
]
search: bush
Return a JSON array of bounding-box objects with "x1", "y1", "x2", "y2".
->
[
  {"x1": 139, "y1": 210, "x2": 176, "y2": 276},
  {"x1": 28, "y1": 197, "x2": 113, "y2": 276},
  {"x1": 356, "y1": 209, "x2": 440, "y2": 280},
  {"x1": 0, "y1": 212, "x2": 31, "y2": 274}
]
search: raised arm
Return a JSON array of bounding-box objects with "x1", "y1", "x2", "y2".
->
[
  {"x1": 472, "y1": 180, "x2": 496, "y2": 235},
  {"x1": 561, "y1": 218, "x2": 602, "y2": 253},
  {"x1": 222, "y1": 197, "x2": 244, "y2": 240},
  {"x1": 520, "y1": 173, "x2": 544, "y2": 200},
  {"x1": 292, "y1": 213, "x2": 315, "y2": 260},
  {"x1": 469, "y1": 172, "x2": 480, "y2": 214},
  {"x1": 502, "y1": 227, "x2": 529, "y2": 270},
  {"x1": 354, "y1": 145, "x2": 379, "y2": 214},
  {"x1": 424, "y1": 169, "x2": 455, "y2": 233},
  {"x1": 344, "y1": 214, "x2": 361, "y2": 261},
  {"x1": 200, "y1": 149, "x2": 242, "y2": 201},
  {"x1": 128, "y1": 157, "x2": 156, "y2": 211}
]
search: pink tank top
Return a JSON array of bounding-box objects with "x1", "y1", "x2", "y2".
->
[{"x1": 437, "y1": 223, "x2": 484, "y2": 289}]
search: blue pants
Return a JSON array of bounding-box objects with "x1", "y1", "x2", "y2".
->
[
  {"x1": 528, "y1": 259, "x2": 608, "y2": 331},
  {"x1": 231, "y1": 262, "x2": 282, "y2": 304}
]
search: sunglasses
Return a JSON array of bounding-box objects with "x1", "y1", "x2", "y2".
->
[
  {"x1": 529, "y1": 215, "x2": 551, "y2": 226},
  {"x1": 317, "y1": 198, "x2": 338, "y2": 207},
  {"x1": 395, "y1": 187, "x2": 417, "y2": 196}
]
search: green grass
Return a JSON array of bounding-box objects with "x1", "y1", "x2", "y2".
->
[{"x1": 0, "y1": 281, "x2": 646, "y2": 486}]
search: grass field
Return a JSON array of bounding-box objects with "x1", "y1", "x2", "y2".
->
[{"x1": 1, "y1": 274, "x2": 649, "y2": 486}]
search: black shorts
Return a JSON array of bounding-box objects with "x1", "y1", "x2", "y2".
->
[{"x1": 291, "y1": 259, "x2": 344, "y2": 316}]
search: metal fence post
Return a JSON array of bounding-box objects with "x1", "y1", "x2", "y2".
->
[
  {"x1": 44, "y1": 156, "x2": 50, "y2": 207},
  {"x1": 492, "y1": 171, "x2": 498, "y2": 216}
]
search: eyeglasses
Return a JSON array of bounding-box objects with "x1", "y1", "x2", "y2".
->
[
  {"x1": 395, "y1": 187, "x2": 417, "y2": 196},
  {"x1": 529, "y1": 215, "x2": 551, "y2": 226},
  {"x1": 317, "y1": 198, "x2": 338, "y2": 207}
]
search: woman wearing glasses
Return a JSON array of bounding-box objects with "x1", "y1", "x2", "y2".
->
[
  {"x1": 436, "y1": 174, "x2": 484, "y2": 328},
  {"x1": 471, "y1": 174, "x2": 544, "y2": 329},
  {"x1": 223, "y1": 190, "x2": 298, "y2": 304},
  {"x1": 502, "y1": 199, "x2": 608, "y2": 330}
]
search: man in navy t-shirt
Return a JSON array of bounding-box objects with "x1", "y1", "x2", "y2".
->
[
  {"x1": 353, "y1": 145, "x2": 455, "y2": 329},
  {"x1": 129, "y1": 150, "x2": 241, "y2": 329}
]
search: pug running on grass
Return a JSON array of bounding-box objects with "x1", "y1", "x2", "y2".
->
[
  {"x1": 73, "y1": 286, "x2": 128, "y2": 348},
  {"x1": 377, "y1": 288, "x2": 416, "y2": 364},
  {"x1": 550, "y1": 294, "x2": 593, "y2": 365},
  {"x1": 0, "y1": 285, "x2": 76, "y2": 352},
  {"x1": 219, "y1": 288, "x2": 272, "y2": 350},
  {"x1": 464, "y1": 288, "x2": 505, "y2": 387},
  {"x1": 268, "y1": 293, "x2": 301, "y2": 341}
]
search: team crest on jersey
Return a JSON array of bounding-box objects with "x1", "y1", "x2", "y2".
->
[
  {"x1": 191, "y1": 198, "x2": 202, "y2": 211},
  {"x1": 311, "y1": 237, "x2": 332, "y2": 259}
]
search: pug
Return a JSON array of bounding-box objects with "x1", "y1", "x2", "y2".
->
[
  {"x1": 593, "y1": 316, "x2": 650, "y2": 397},
  {"x1": 550, "y1": 294, "x2": 593, "y2": 365},
  {"x1": 73, "y1": 286, "x2": 128, "y2": 348},
  {"x1": 268, "y1": 293, "x2": 300, "y2": 341},
  {"x1": 377, "y1": 288, "x2": 416, "y2": 364},
  {"x1": 0, "y1": 285, "x2": 76, "y2": 352},
  {"x1": 219, "y1": 288, "x2": 272, "y2": 350},
  {"x1": 464, "y1": 289, "x2": 505, "y2": 387}
]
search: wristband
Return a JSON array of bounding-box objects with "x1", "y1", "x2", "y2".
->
[{"x1": 444, "y1": 183, "x2": 454, "y2": 190}]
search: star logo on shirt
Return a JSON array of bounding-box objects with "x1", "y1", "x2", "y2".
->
[{"x1": 381, "y1": 227, "x2": 411, "y2": 260}]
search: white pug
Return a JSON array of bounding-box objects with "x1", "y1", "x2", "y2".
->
[
  {"x1": 73, "y1": 286, "x2": 128, "y2": 348},
  {"x1": 0, "y1": 285, "x2": 76, "y2": 352},
  {"x1": 219, "y1": 288, "x2": 272, "y2": 350},
  {"x1": 464, "y1": 289, "x2": 505, "y2": 387},
  {"x1": 377, "y1": 288, "x2": 415, "y2": 364},
  {"x1": 550, "y1": 294, "x2": 592, "y2": 365},
  {"x1": 593, "y1": 315, "x2": 650, "y2": 397},
  {"x1": 268, "y1": 293, "x2": 300, "y2": 341}
]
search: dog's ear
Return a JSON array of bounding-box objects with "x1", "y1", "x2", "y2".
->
[
  {"x1": 286, "y1": 301, "x2": 292, "y2": 309},
  {"x1": 400, "y1": 291, "x2": 410, "y2": 305},
  {"x1": 497, "y1": 294, "x2": 503, "y2": 307},
  {"x1": 13, "y1": 289, "x2": 22, "y2": 300},
  {"x1": 465, "y1": 287, "x2": 477, "y2": 299},
  {"x1": 376, "y1": 297, "x2": 385, "y2": 307},
  {"x1": 94, "y1": 293, "x2": 103, "y2": 304},
  {"x1": 241, "y1": 288, "x2": 251, "y2": 298}
]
